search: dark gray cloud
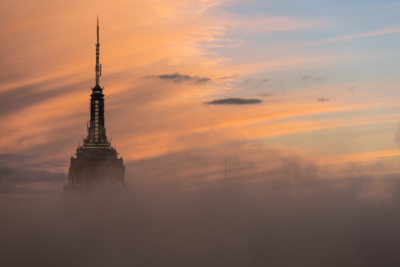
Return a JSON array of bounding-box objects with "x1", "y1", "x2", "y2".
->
[
  {"x1": 317, "y1": 97, "x2": 330, "y2": 102},
  {"x1": 204, "y1": 98, "x2": 262, "y2": 105},
  {"x1": 146, "y1": 73, "x2": 212, "y2": 84}
]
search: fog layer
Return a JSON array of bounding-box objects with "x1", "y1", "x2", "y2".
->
[{"x1": 1, "y1": 146, "x2": 400, "y2": 266}]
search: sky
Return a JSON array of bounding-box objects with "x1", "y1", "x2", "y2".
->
[
  {"x1": 3, "y1": 0, "x2": 400, "y2": 265},
  {"x1": 2, "y1": 0, "x2": 400, "y2": 196}
]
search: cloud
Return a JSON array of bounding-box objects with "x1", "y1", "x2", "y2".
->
[
  {"x1": 302, "y1": 76, "x2": 325, "y2": 82},
  {"x1": 302, "y1": 26, "x2": 400, "y2": 46},
  {"x1": 146, "y1": 73, "x2": 212, "y2": 85},
  {"x1": 218, "y1": 74, "x2": 238, "y2": 80},
  {"x1": 236, "y1": 16, "x2": 328, "y2": 33},
  {"x1": 258, "y1": 79, "x2": 269, "y2": 86},
  {"x1": 204, "y1": 98, "x2": 262, "y2": 105},
  {"x1": 0, "y1": 80, "x2": 84, "y2": 118},
  {"x1": 242, "y1": 79, "x2": 253, "y2": 84},
  {"x1": 317, "y1": 98, "x2": 330, "y2": 102},
  {"x1": 258, "y1": 93, "x2": 274, "y2": 97},
  {"x1": 241, "y1": 78, "x2": 279, "y2": 87},
  {"x1": 0, "y1": 154, "x2": 66, "y2": 195}
]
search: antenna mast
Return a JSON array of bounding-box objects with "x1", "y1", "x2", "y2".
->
[{"x1": 95, "y1": 16, "x2": 102, "y2": 86}]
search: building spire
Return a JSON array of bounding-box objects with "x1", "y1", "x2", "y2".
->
[{"x1": 95, "y1": 16, "x2": 101, "y2": 87}]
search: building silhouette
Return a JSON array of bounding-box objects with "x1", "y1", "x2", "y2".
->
[{"x1": 64, "y1": 19, "x2": 125, "y2": 196}]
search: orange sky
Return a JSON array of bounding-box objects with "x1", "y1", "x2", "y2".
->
[{"x1": 2, "y1": 0, "x2": 400, "y2": 195}]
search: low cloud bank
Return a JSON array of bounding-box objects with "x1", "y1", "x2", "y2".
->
[{"x1": 2, "y1": 146, "x2": 400, "y2": 266}]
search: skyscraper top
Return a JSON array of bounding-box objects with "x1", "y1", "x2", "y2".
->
[
  {"x1": 94, "y1": 16, "x2": 102, "y2": 90},
  {"x1": 84, "y1": 18, "x2": 108, "y2": 147},
  {"x1": 64, "y1": 18, "x2": 125, "y2": 196}
]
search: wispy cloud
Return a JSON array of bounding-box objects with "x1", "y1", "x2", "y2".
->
[
  {"x1": 218, "y1": 74, "x2": 238, "y2": 80},
  {"x1": 242, "y1": 79, "x2": 252, "y2": 84},
  {"x1": 235, "y1": 16, "x2": 328, "y2": 33},
  {"x1": 317, "y1": 98, "x2": 330, "y2": 102},
  {"x1": 204, "y1": 98, "x2": 262, "y2": 105},
  {"x1": 0, "y1": 154, "x2": 66, "y2": 195},
  {"x1": 259, "y1": 93, "x2": 275, "y2": 97},
  {"x1": 303, "y1": 27, "x2": 400, "y2": 46},
  {"x1": 258, "y1": 78, "x2": 270, "y2": 86},
  {"x1": 241, "y1": 78, "x2": 276, "y2": 88}
]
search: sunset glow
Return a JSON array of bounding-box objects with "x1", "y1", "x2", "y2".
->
[{"x1": 1, "y1": 0, "x2": 400, "y2": 194}]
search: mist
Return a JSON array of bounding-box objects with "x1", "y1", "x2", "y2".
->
[{"x1": 2, "y1": 145, "x2": 400, "y2": 267}]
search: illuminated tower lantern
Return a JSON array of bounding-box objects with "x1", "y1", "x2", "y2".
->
[{"x1": 64, "y1": 18, "x2": 125, "y2": 196}]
